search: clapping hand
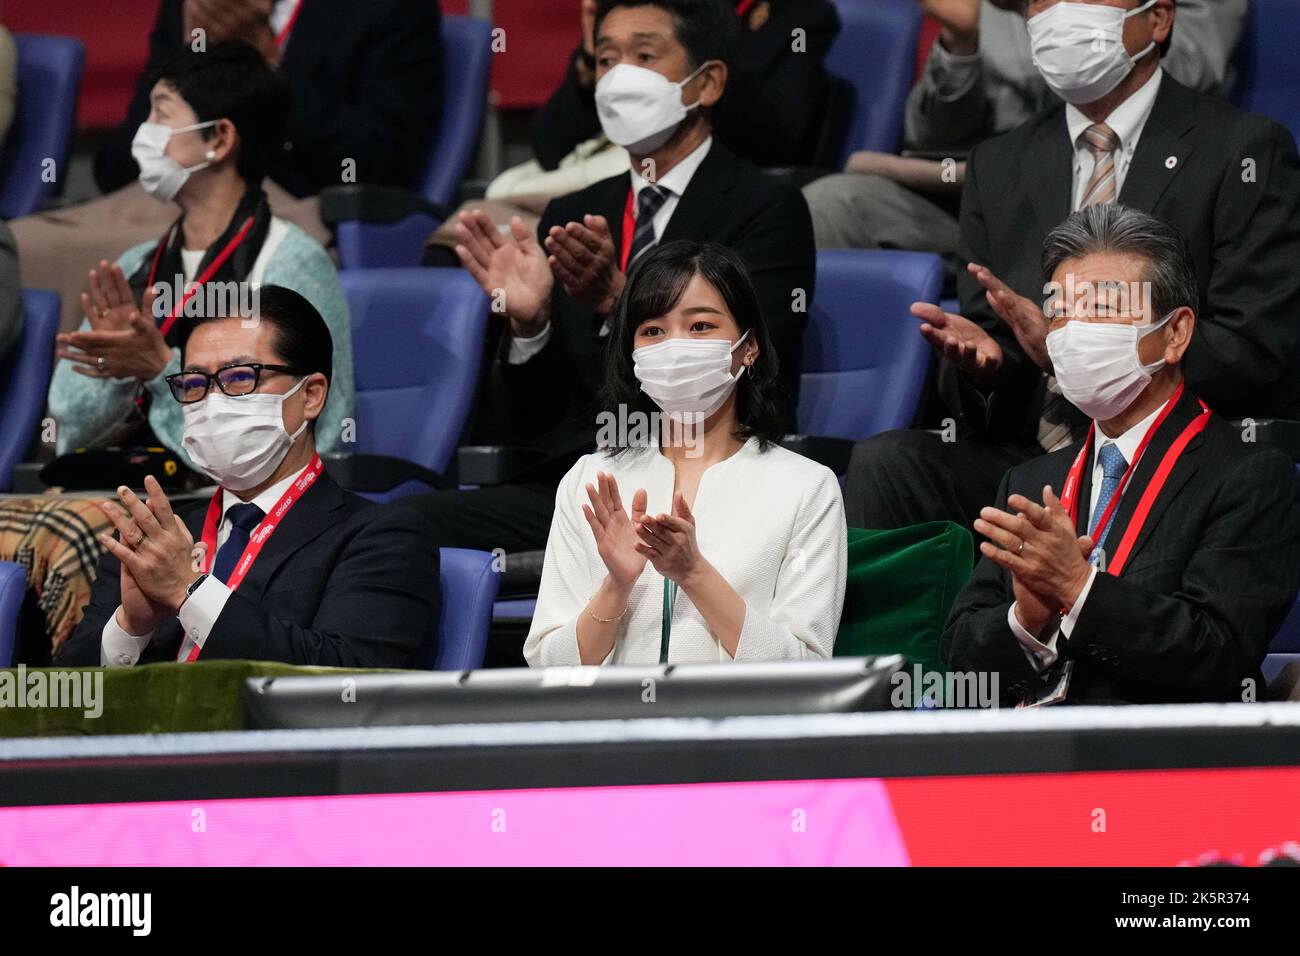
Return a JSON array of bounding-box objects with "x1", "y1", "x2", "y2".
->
[
  {"x1": 97, "y1": 476, "x2": 206, "y2": 631},
  {"x1": 973, "y1": 485, "x2": 1096, "y2": 628},
  {"x1": 455, "y1": 209, "x2": 554, "y2": 336},
  {"x1": 635, "y1": 491, "x2": 706, "y2": 586},
  {"x1": 582, "y1": 471, "x2": 649, "y2": 590},
  {"x1": 968, "y1": 263, "x2": 1053, "y2": 373},
  {"x1": 544, "y1": 215, "x2": 624, "y2": 316},
  {"x1": 913, "y1": 300, "x2": 1004, "y2": 385}
]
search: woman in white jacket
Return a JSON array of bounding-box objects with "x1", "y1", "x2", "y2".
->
[{"x1": 525, "y1": 241, "x2": 847, "y2": 667}]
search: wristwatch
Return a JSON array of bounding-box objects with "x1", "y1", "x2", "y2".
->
[{"x1": 180, "y1": 573, "x2": 208, "y2": 610}]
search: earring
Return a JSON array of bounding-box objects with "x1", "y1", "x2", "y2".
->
[
  {"x1": 205, "y1": 149, "x2": 216, "y2": 161},
  {"x1": 745, "y1": 363, "x2": 754, "y2": 378}
]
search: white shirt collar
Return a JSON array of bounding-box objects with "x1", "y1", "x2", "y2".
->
[
  {"x1": 1092, "y1": 393, "x2": 1170, "y2": 474},
  {"x1": 219, "y1": 462, "x2": 310, "y2": 525},
  {"x1": 630, "y1": 135, "x2": 712, "y2": 201},
  {"x1": 1066, "y1": 67, "x2": 1163, "y2": 157}
]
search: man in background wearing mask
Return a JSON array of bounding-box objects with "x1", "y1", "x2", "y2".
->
[
  {"x1": 54, "y1": 286, "x2": 440, "y2": 668},
  {"x1": 845, "y1": 0, "x2": 1300, "y2": 532},
  {"x1": 945, "y1": 204, "x2": 1300, "y2": 706},
  {"x1": 805, "y1": 0, "x2": 1245, "y2": 259},
  {"x1": 533, "y1": 0, "x2": 842, "y2": 171},
  {"x1": 402, "y1": 0, "x2": 815, "y2": 557}
]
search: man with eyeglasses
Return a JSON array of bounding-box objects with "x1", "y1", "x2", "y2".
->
[{"x1": 55, "y1": 286, "x2": 441, "y2": 668}]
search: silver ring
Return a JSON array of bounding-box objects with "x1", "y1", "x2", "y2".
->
[
  {"x1": 96, "y1": 356, "x2": 105, "y2": 370},
  {"x1": 1017, "y1": 540, "x2": 1025, "y2": 555}
]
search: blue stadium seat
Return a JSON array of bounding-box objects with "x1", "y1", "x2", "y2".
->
[
  {"x1": 0, "y1": 35, "x2": 85, "y2": 219},
  {"x1": 0, "y1": 560, "x2": 24, "y2": 667},
  {"x1": 800, "y1": 250, "x2": 943, "y2": 441},
  {"x1": 0, "y1": 290, "x2": 61, "y2": 492},
  {"x1": 334, "y1": 268, "x2": 488, "y2": 501},
  {"x1": 824, "y1": 0, "x2": 923, "y2": 166},
  {"x1": 423, "y1": 548, "x2": 500, "y2": 670},
  {"x1": 330, "y1": 15, "x2": 493, "y2": 269},
  {"x1": 1232, "y1": 0, "x2": 1300, "y2": 144}
]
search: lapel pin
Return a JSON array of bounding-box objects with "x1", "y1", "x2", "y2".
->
[{"x1": 1165, "y1": 155, "x2": 1178, "y2": 169}]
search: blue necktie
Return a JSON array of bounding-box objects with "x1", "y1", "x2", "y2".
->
[
  {"x1": 212, "y1": 503, "x2": 265, "y2": 584},
  {"x1": 1088, "y1": 443, "x2": 1128, "y2": 564}
]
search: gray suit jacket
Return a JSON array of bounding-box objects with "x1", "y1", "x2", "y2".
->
[{"x1": 904, "y1": 0, "x2": 1249, "y2": 152}]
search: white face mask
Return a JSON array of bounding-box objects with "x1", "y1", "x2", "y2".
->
[
  {"x1": 633, "y1": 331, "x2": 749, "y2": 421},
  {"x1": 1046, "y1": 311, "x2": 1172, "y2": 420},
  {"x1": 182, "y1": 377, "x2": 309, "y2": 491},
  {"x1": 131, "y1": 120, "x2": 218, "y2": 202},
  {"x1": 1028, "y1": 0, "x2": 1158, "y2": 105},
  {"x1": 595, "y1": 62, "x2": 707, "y2": 154}
]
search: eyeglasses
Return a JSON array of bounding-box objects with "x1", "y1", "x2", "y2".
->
[{"x1": 165, "y1": 363, "x2": 298, "y2": 404}]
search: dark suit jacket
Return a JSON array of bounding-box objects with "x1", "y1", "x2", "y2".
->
[
  {"x1": 472, "y1": 139, "x2": 814, "y2": 475},
  {"x1": 532, "y1": 0, "x2": 841, "y2": 170},
  {"x1": 950, "y1": 74, "x2": 1300, "y2": 444},
  {"x1": 94, "y1": 0, "x2": 442, "y2": 197},
  {"x1": 944, "y1": 386, "x2": 1300, "y2": 705},
  {"x1": 55, "y1": 472, "x2": 441, "y2": 668}
]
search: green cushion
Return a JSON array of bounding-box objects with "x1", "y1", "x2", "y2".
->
[
  {"x1": 0, "y1": 660, "x2": 396, "y2": 738},
  {"x1": 834, "y1": 521, "x2": 975, "y2": 677}
]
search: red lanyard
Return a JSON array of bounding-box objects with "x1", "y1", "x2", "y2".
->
[
  {"x1": 1059, "y1": 383, "x2": 1211, "y2": 578},
  {"x1": 183, "y1": 454, "x2": 324, "y2": 662},
  {"x1": 275, "y1": 0, "x2": 305, "y2": 49},
  {"x1": 147, "y1": 216, "x2": 257, "y2": 338},
  {"x1": 736, "y1": 0, "x2": 757, "y2": 16},
  {"x1": 619, "y1": 187, "x2": 636, "y2": 273}
]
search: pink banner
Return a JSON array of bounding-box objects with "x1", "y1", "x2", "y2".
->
[{"x1": 0, "y1": 778, "x2": 910, "y2": 867}]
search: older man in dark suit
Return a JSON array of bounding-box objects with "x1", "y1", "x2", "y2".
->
[
  {"x1": 846, "y1": 0, "x2": 1300, "y2": 532},
  {"x1": 945, "y1": 205, "x2": 1300, "y2": 706}
]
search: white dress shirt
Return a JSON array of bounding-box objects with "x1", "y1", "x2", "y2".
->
[
  {"x1": 508, "y1": 136, "x2": 715, "y2": 364},
  {"x1": 99, "y1": 465, "x2": 308, "y2": 667},
  {"x1": 1007, "y1": 400, "x2": 1168, "y2": 670},
  {"x1": 1065, "y1": 67, "x2": 1163, "y2": 211},
  {"x1": 268, "y1": 0, "x2": 301, "y2": 36},
  {"x1": 525, "y1": 437, "x2": 847, "y2": 665}
]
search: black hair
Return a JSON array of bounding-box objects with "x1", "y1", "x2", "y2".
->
[
  {"x1": 148, "y1": 40, "x2": 290, "y2": 187},
  {"x1": 593, "y1": 0, "x2": 740, "y2": 71},
  {"x1": 183, "y1": 284, "x2": 333, "y2": 389},
  {"x1": 599, "y1": 240, "x2": 786, "y2": 453}
]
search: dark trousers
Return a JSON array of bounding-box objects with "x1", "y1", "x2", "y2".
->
[
  {"x1": 398, "y1": 483, "x2": 556, "y2": 553},
  {"x1": 844, "y1": 429, "x2": 1041, "y2": 531}
]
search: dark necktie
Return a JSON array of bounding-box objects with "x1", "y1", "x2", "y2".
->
[
  {"x1": 212, "y1": 503, "x2": 265, "y2": 584},
  {"x1": 1088, "y1": 443, "x2": 1128, "y2": 565},
  {"x1": 627, "y1": 184, "x2": 669, "y2": 270}
]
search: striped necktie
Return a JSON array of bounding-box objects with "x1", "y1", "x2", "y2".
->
[
  {"x1": 1080, "y1": 122, "x2": 1121, "y2": 208},
  {"x1": 627, "y1": 184, "x2": 669, "y2": 269}
]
